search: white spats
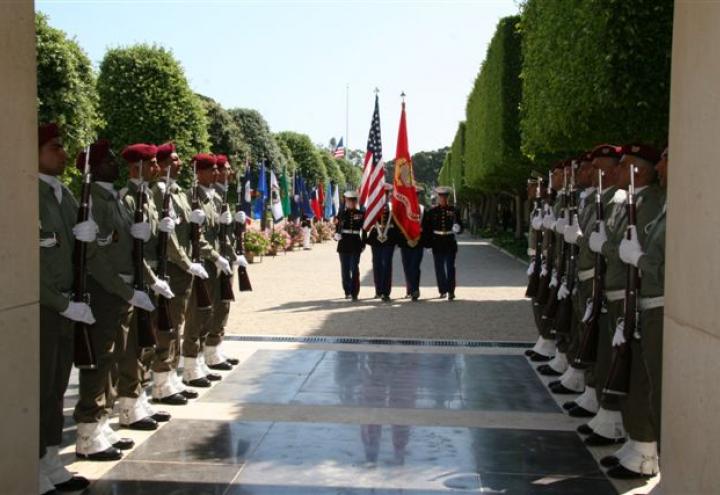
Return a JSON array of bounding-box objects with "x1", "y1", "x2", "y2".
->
[
  {"x1": 620, "y1": 440, "x2": 660, "y2": 475},
  {"x1": 532, "y1": 337, "x2": 556, "y2": 358},
  {"x1": 204, "y1": 345, "x2": 225, "y2": 366},
  {"x1": 139, "y1": 390, "x2": 157, "y2": 417},
  {"x1": 198, "y1": 354, "x2": 213, "y2": 376},
  {"x1": 575, "y1": 386, "x2": 599, "y2": 413},
  {"x1": 118, "y1": 397, "x2": 149, "y2": 426},
  {"x1": 559, "y1": 366, "x2": 585, "y2": 392},
  {"x1": 588, "y1": 408, "x2": 626, "y2": 440},
  {"x1": 170, "y1": 370, "x2": 187, "y2": 393},
  {"x1": 40, "y1": 446, "x2": 72, "y2": 485},
  {"x1": 152, "y1": 371, "x2": 177, "y2": 400},
  {"x1": 548, "y1": 352, "x2": 569, "y2": 374},
  {"x1": 182, "y1": 357, "x2": 206, "y2": 382},
  {"x1": 100, "y1": 417, "x2": 121, "y2": 445},
  {"x1": 76, "y1": 422, "x2": 113, "y2": 456}
]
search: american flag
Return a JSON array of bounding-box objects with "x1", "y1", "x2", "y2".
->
[
  {"x1": 333, "y1": 137, "x2": 345, "y2": 158},
  {"x1": 360, "y1": 94, "x2": 385, "y2": 230}
]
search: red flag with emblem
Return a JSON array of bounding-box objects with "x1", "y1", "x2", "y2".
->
[{"x1": 391, "y1": 99, "x2": 422, "y2": 245}]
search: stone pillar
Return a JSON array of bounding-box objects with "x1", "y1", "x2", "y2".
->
[
  {"x1": 662, "y1": 1, "x2": 720, "y2": 492},
  {"x1": 0, "y1": 1, "x2": 39, "y2": 493}
]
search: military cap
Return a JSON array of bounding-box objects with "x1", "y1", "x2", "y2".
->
[
  {"x1": 193, "y1": 153, "x2": 217, "y2": 170},
  {"x1": 552, "y1": 160, "x2": 565, "y2": 171},
  {"x1": 76, "y1": 139, "x2": 112, "y2": 170},
  {"x1": 591, "y1": 144, "x2": 622, "y2": 159},
  {"x1": 579, "y1": 152, "x2": 593, "y2": 163},
  {"x1": 620, "y1": 143, "x2": 662, "y2": 164},
  {"x1": 121, "y1": 143, "x2": 157, "y2": 163},
  {"x1": 156, "y1": 142, "x2": 176, "y2": 161},
  {"x1": 216, "y1": 154, "x2": 229, "y2": 168},
  {"x1": 343, "y1": 191, "x2": 359, "y2": 199},
  {"x1": 435, "y1": 186, "x2": 452, "y2": 195},
  {"x1": 38, "y1": 123, "x2": 60, "y2": 147}
]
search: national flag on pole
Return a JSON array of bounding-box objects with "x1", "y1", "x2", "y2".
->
[
  {"x1": 332, "y1": 183, "x2": 340, "y2": 216},
  {"x1": 324, "y1": 182, "x2": 334, "y2": 219},
  {"x1": 240, "y1": 162, "x2": 252, "y2": 216},
  {"x1": 270, "y1": 170, "x2": 284, "y2": 221},
  {"x1": 333, "y1": 137, "x2": 345, "y2": 158},
  {"x1": 391, "y1": 98, "x2": 422, "y2": 245},
  {"x1": 280, "y1": 169, "x2": 292, "y2": 217},
  {"x1": 310, "y1": 186, "x2": 322, "y2": 220},
  {"x1": 360, "y1": 94, "x2": 386, "y2": 231},
  {"x1": 253, "y1": 161, "x2": 267, "y2": 220},
  {"x1": 317, "y1": 182, "x2": 325, "y2": 215},
  {"x1": 301, "y1": 177, "x2": 315, "y2": 218}
]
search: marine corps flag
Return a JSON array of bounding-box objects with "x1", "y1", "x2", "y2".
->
[{"x1": 391, "y1": 97, "x2": 422, "y2": 245}]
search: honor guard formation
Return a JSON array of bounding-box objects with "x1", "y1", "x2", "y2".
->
[
  {"x1": 525, "y1": 143, "x2": 668, "y2": 481},
  {"x1": 37, "y1": 124, "x2": 252, "y2": 494}
]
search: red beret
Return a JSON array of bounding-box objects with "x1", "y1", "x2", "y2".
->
[
  {"x1": 620, "y1": 144, "x2": 661, "y2": 164},
  {"x1": 193, "y1": 153, "x2": 217, "y2": 170},
  {"x1": 76, "y1": 139, "x2": 112, "y2": 170},
  {"x1": 552, "y1": 160, "x2": 565, "y2": 171},
  {"x1": 156, "y1": 142, "x2": 176, "y2": 161},
  {"x1": 215, "y1": 154, "x2": 229, "y2": 168},
  {"x1": 39, "y1": 123, "x2": 60, "y2": 148},
  {"x1": 121, "y1": 143, "x2": 157, "y2": 163},
  {"x1": 591, "y1": 144, "x2": 622, "y2": 160},
  {"x1": 578, "y1": 152, "x2": 593, "y2": 163}
]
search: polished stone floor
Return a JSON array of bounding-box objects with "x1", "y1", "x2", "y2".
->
[{"x1": 71, "y1": 342, "x2": 618, "y2": 495}]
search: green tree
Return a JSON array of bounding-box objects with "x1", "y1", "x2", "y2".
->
[
  {"x1": 336, "y1": 158, "x2": 361, "y2": 189},
  {"x1": 97, "y1": 44, "x2": 209, "y2": 158},
  {"x1": 276, "y1": 131, "x2": 327, "y2": 183},
  {"x1": 198, "y1": 94, "x2": 249, "y2": 163},
  {"x1": 412, "y1": 147, "x2": 448, "y2": 188},
  {"x1": 321, "y1": 153, "x2": 346, "y2": 187},
  {"x1": 228, "y1": 108, "x2": 282, "y2": 166},
  {"x1": 275, "y1": 136, "x2": 297, "y2": 175}
]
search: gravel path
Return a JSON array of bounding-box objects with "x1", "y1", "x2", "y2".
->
[{"x1": 226, "y1": 235, "x2": 536, "y2": 342}]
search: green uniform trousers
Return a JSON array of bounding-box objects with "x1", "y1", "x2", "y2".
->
[
  {"x1": 39, "y1": 306, "x2": 74, "y2": 457},
  {"x1": 206, "y1": 269, "x2": 232, "y2": 347},
  {"x1": 74, "y1": 278, "x2": 131, "y2": 423},
  {"x1": 568, "y1": 278, "x2": 593, "y2": 363},
  {"x1": 183, "y1": 263, "x2": 215, "y2": 357},
  {"x1": 155, "y1": 263, "x2": 192, "y2": 372},
  {"x1": 594, "y1": 299, "x2": 624, "y2": 411},
  {"x1": 115, "y1": 310, "x2": 145, "y2": 399}
]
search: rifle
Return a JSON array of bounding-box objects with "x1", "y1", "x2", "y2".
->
[
  {"x1": 574, "y1": 170, "x2": 606, "y2": 367},
  {"x1": 155, "y1": 166, "x2": 174, "y2": 334},
  {"x1": 191, "y1": 162, "x2": 213, "y2": 309},
  {"x1": 535, "y1": 169, "x2": 555, "y2": 305},
  {"x1": 553, "y1": 162, "x2": 579, "y2": 336},
  {"x1": 218, "y1": 179, "x2": 236, "y2": 302},
  {"x1": 603, "y1": 166, "x2": 640, "y2": 398},
  {"x1": 234, "y1": 174, "x2": 253, "y2": 292},
  {"x1": 133, "y1": 161, "x2": 157, "y2": 348},
  {"x1": 540, "y1": 168, "x2": 569, "y2": 331},
  {"x1": 525, "y1": 178, "x2": 544, "y2": 298},
  {"x1": 72, "y1": 146, "x2": 97, "y2": 369}
]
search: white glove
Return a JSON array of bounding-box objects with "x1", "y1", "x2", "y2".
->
[
  {"x1": 215, "y1": 256, "x2": 232, "y2": 275},
  {"x1": 619, "y1": 225, "x2": 644, "y2": 267},
  {"x1": 128, "y1": 290, "x2": 155, "y2": 312},
  {"x1": 158, "y1": 217, "x2": 176, "y2": 233},
  {"x1": 72, "y1": 219, "x2": 99, "y2": 243},
  {"x1": 526, "y1": 260, "x2": 535, "y2": 276},
  {"x1": 219, "y1": 210, "x2": 233, "y2": 225},
  {"x1": 531, "y1": 215, "x2": 543, "y2": 231},
  {"x1": 60, "y1": 301, "x2": 96, "y2": 324},
  {"x1": 234, "y1": 211, "x2": 247, "y2": 223},
  {"x1": 234, "y1": 255, "x2": 249, "y2": 268},
  {"x1": 582, "y1": 300, "x2": 594, "y2": 323},
  {"x1": 542, "y1": 210, "x2": 556, "y2": 230},
  {"x1": 554, "y1": 214, "x2": 568, "y2": 233},
  {"x1": 333, "y1": 233, "x2": 342, "y2": 241},
  {"x1": 589, "y1": 221, "x2": 607, "y2": 253},
  {"x1": 564, "y1": 216, "x2": 583, "y2": 245},
  {"x1": 190, "y1": 209, "x2": 206, "y2": 225},
  {"x1": 452, "y1": 223, "x2": 461, "y2": 234},
  {"x1": 557, "y1": 283, "x2": 570, "y2": 300},
  {"x1": 130, "y1": 222, "x2": 151, "y2": 242},
  {"x1": 540, "y1": 264, "x2": 548, "y2": 277},
  {"x1": 188, "y1": 262, "x2": 209, "y2": 279},
  {"x1": 612, "y1": 319, "x2": 626, "y2": 347},
  {"x1": 549, "y1": 274, "x2": 559, "y2": 288},
  {"x1": 150, "y1": 278, "x2": 174, "y2": 299}
]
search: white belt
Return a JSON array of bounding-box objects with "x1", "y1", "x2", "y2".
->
[
  {"x1": 341, "y1": 230, "x2": 361, "y2": 235},
  {"x1": 578, "y1": 268, "x2": 595, "y2": 282},
  {"x1": 605, "y1": 289, "x2": 625, "y2": 302},
  {"x1": 639, "y1": 296, "x2": 664, "y2": 311},
  {"x1": 119, "y1": 274, "x2": 134, "y2": 284},
  {"x1": 433, "y1": 231, "x2": 454, "y2": 236}
]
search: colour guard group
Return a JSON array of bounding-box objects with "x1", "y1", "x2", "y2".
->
[
  {"x1": 525, "y1": 144, "x2": 668, "y2": 480},
  {"x1": 38, "y1": 124, "x2": 251, "y2": 494}
]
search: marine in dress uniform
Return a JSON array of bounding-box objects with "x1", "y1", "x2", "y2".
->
[
  {"x1": 37, "y1": 124, "x2": 93, "y2": 494},
  {"x1": 334, "y1": 191, "x2": 366, "y2": 300},
  {"x1": 366, "y1": 184, "x2": 399, "y2": 302},
  {"x1": 399, "y1": 185, "x2": 427, "y2": 301},
  {"x1": 423, "y1": 187, "x2": 463, "y2": 300}
]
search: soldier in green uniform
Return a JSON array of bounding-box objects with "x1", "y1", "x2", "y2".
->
[
  {"x1": 74, "y1": 142, "x2": 158, "y2": 461},
  {"x1": 203, "y1": 154, "x2": 242, "y2": 370},
  {"x1": 585, "y1": 144, "x2": 664, "y2": 447},
  {"x1": 604, "y1": 147, "x2": 668, "y2": 479},
  {"x1": 37, "y1": 124, "x2": 93, "y2": 493},
  {"x1": 182, "y1": 153, "x2": 233, "y2": 385}
]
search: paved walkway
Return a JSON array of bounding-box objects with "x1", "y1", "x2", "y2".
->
[{"x1": 58, "y1": 236, "x2": 658, "y2": 494}]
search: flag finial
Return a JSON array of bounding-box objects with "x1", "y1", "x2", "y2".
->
[
  {"x1": 374, "y1": 87, "x2": 380, "y2": 95},
  {"x1": 400, "y1": 91, "x2": 406, "y2": 102}
]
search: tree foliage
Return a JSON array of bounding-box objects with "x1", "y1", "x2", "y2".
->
[
  {"x1": 411, "y1": 147, "x2": 448, "y2": 188},
  {"x1": 228, "y1": 108, "x2": 282, "y2": 166},
  {"x1": 321, "y1": 153, "x2": 346, "y2": 187},
  {"x1": 199, "y1": 94, "x2": 249, "y2": 164},
  {"x1": 449, "y1": 122, "x2": 466, "y2": 195},
  {"x1": 276, "y1": 131, "x2": 327, "y2": 183},
  {"x1": 336, "y1": 158, "x2": 362, "y2": 189},
  {"x1": 97, "y1": 44, "x2": 209, "y2": 157}
]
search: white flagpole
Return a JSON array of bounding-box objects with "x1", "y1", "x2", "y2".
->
[{"x1": 345, "y1": 83, "x2": 349, "y2": 157}]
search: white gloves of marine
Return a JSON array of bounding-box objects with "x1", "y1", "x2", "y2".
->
[
  {"x1": 129, "y1": 290, "x2": 155, "y2": 312},
  {"x1": 612, "y1": 319, "x2": 626, "y2": 347},
  {"x1": 557, "y1": 283, "x2": 570, "y2": 300},
  {"x1": 130, "y1": 222, "x2": 151, "y2": 242},
  {"x1": 554, "y1": 213, "x2": 568, "y2": 234},
  {"x1": 542, "y1": 209, "x2": 556, "y2": 230},
  {"x1": 589, "y1": 221, "x2": 607, "y2": 253},
  {"x1": 158, "y1": 217, "x2": 176, "y2": 233},
  {"x1": 549, "y1": 274, "x2": 559, "y2": 288},
  {"x1": 564, "y1": 215, "x2": 582, "y2": 245},
  {"x1": 219, "y1": 210, "x2": 233, "y2": 225},
  {"x1": 452, "y1": 223, "x2": 461, "y2": 234},
  {"x1": 190, "y1": 209, "x2": 206, "y2": 225},
  {"x1": 188, "y1": 262, "x2": 209, "y2": 279},
  {"x1": 73, "y1": 220, "x2": 99, "y2": 243},
  {"x1": 526, "y1": 260, "x2": 535, "y2": 276},
  {"x1": 234, "y1": 255, "x2": 249, "y2": 269},
  {"x1": 333, "y1": 233, "x2": 342, "y2": 241},
  {"x1": 150, "y1": 278, "x2": 174, "y2": 299},
  {"x1": 531, "y1": 214, "x2": 543, "y2": 231},
  {"x1": 235, "y1": 211, "x2": 247, "y2": 223},
  {"x1": 619, "y1": 226, "x2": 643, "y2": 267},
  {"x1": 61, "y1": 301, "x2": 96, "y2": 324},
  {"x1": 215, "y1": 256, "x2": 233, "y2": 275}
]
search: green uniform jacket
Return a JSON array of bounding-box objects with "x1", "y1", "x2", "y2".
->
[
  {"x1": 576, "y1": 187, "x2": 597, "y2": 271},
  {"x1": 638, "y1": 203, "x2": 666, "y2": 297},
  {"x1": 39, "y1": 179, "x2": 77, "y2": 313},
  {"x1": 121, "y1": 179, "x2": 160, "y2": 283},
  {"x1": 189, "y1": 185, "x2": 222, "y2": 262},
  {"x1": 212, "y1": 184, "x2": 238, "y2": 263},
  {"x1": 552, "y1": 191, "x2": 567, "y2": 270},
  {"x1": 86, "y1": 182, "x2": 135, "y2": 301}
]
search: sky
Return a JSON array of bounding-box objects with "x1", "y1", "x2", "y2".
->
[{"x1": 36, "y1": 0, "x2": 520, "y2": 156}]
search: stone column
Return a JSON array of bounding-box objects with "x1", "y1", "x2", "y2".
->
[
  {"x1": 0, "y1": 1, "x2": 39, "y2": 493},
  {"x1": 662, "y1": 1, "x2": 720, "y2": 492}
]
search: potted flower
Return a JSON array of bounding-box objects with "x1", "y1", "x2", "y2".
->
[{"x1": 243, "y1": 228, "x2": 269, "y2": 263}]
